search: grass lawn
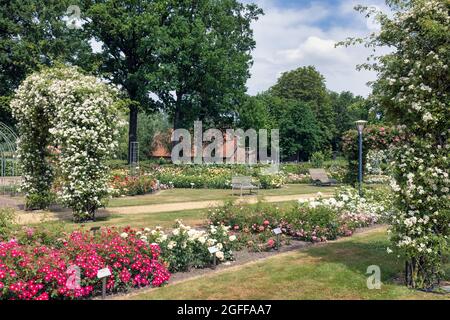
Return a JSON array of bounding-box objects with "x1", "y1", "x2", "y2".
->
[
  {"x1": 40, "y1": 200, "x2": 299, "y2": 231},
  {"x1": 108, "y1": 184, "x2": 336, "y2": 207},
  {"x1": 128, "y1": 227, "x2": 449, "y2": 300}
]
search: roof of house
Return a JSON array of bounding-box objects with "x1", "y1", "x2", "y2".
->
[{"x1": 149, "y1": 130, "x2": 240, "y2": 159}]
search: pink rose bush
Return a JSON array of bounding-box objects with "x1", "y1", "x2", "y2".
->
[
  {"x1": 0, "y1": 227, "x2": 170, "y2": 300},
  {"x1": 208, "y1": 187, "x2": 391, "y2": 251}
]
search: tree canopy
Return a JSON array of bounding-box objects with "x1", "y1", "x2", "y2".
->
[
  {"x1": 0, "y1": 0, "x2": 95, "y2": 127},
  {"x1": 278, "y1": 101, "x2": 322, "y2": 161},
  {"x1": 84, "y1": 0, "x2": 262, "y2": 160},
  {"x1": 270, "y1": 66, "x2": 335, "y2": 146}
]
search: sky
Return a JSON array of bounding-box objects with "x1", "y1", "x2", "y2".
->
[{"x1": 242, "y1": 0, "x2": 390, "y2": 97}]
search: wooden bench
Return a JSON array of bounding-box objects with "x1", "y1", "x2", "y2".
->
[
  {"x1": 231, "y1": 176, "x2": 259, "y2": 196},
  {"x1": 309, "y1": 169, "x2": 337, "y2": 186}
]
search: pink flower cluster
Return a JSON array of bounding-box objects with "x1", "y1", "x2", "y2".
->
[{"x1": 0, "y1": 227, "x2": 170, "y2": 300}]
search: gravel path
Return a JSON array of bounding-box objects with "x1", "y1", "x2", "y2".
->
[
  {"x1": 0, "y1": 196, "x2": 21, "y2": 209},
  {"x1": 12, "y1": 192, "x2": 331, "y2": 224}
]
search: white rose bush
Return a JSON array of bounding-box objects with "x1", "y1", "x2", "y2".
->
[
  {"x1": 138, "y1": 220, "x2": 238, "y2": 272},
  {"x1": 343, "y1": 0, "x2": 449, "y2": 289},
  {"x1": 11, "y1": 66, "x2": 122, "y2": 222}
]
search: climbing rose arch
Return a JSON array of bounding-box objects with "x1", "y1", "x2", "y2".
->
[{"x1": 11, "y1": 67, "x2": 122, "y2": 222}]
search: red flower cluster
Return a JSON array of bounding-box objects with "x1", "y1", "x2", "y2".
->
[
  {"x1": 251, "y1": 219, "x2": 272, "y2": 233},
  {"x1": 0, "y1": 228, "x2": 170, "y2": 300}
]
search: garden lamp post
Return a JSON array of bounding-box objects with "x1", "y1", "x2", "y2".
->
[{"x1": 355, "y1": 120, "x2": 367, "y2": 196}]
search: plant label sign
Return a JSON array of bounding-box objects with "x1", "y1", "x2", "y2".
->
[
  {"x1": 273, "y1": 228, "x2": 282, "y2": 235},
  {"x1": 97, "y1": 268, "x2": 111, "y2": 279},
  {"x1": 208, "y1": 246, "x2": 219, "y2": 254}
]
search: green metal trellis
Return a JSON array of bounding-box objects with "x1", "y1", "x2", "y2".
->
[{"x1": 0, "y1": 122, "x2": 20, "y2": 195}]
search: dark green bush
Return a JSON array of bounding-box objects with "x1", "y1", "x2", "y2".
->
[{"x1": 0, "y1": 208, "x2": 16, "y2": 240}]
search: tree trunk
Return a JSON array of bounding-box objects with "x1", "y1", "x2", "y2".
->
[
  {"x1": 173, "y1": 91, "x2": 183, "y2": 130},
  {"x1": 128, "y1": 104, "x2": 138, "y2": 164},
  {"x1": 173, "y1": 107, "x2": 181, "y2": 131}
]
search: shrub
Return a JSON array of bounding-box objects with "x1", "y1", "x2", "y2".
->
[
  {"x1": 154, "y1": 164, "x2": 285, "y2": 189},
  {"x1": 11, "y1": 66, "x2": 122, "y2": 221},
  {"x1": 24, "y1": 192, "x2": 57, "y2": 211},
  {"x1": 110, "y1": 170, "x2": 160, "y2": 197},
  {"x1": 310, "y1": 151, "x2": 325, "y2": 168},
  {"x1": 342, "y1": 125, "x2": 407, "y2": 184},
  {"x1": 0, "y1": 227, "x2": 170, "y2": 300},
  {"x1": 290, "y1": 204, "x2": 340, "y2": 241},
  {"x1": 0, "y1": 208, "x2": 16, "y2": 240},
  {"x1": 137, "y1": 221, "x2": 239, "y2": 272},
  {"x1": 208, "y1": 187, "x2": 388, "y2": 248}
]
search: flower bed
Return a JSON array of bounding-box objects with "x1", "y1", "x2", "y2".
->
[
  {"x1": 109, "y1": 170, "x2": 173, "y2": 197},
  {"x1": 108, "y1": 162, "x2": 349, "y2": 191},
  {"x1": 0, "y1": 186, "x2": 392, "y2": 300},
  {"x1": 152, "y1": 164, "x2": 286, "y2": 189},
  {"x1": 208, "y1": 186, "x2": 392, "y2": 250},
  {"x1": 0, "y1": 227, "x2": 170, "y2": 300},
  {"x1": 137, "y1": 221, "x2": 239, "y2": 272}
]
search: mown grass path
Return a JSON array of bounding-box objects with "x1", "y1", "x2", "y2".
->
[
  {"x1": 10, "y1": 185, "x2": 334, "y2": 225},
  {"x1": 120, "y1": 227, "x2": 449, "y2": 300},
  {"x1": 107, "y1": 192, "x2": 332, "y2": 215}
]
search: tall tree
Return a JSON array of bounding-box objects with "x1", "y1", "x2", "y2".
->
[
  {"x1": 84, "y1": 0, "x2": 161, "y2": 161},
  {"x1": 329, "y1": 91, "x2": 368, "y2": 150},
  {"x1": 149, "y1": 0, "x2": 263, "y2": 130},
  {"x1": 236, "y1": 94, "x2": 276, "y2": 130},
  {"x1": 84, "y1": 0, "x2": 262, "y2": 160},
  {"x1": 269, "y1": 66, "x2": 335, "y2": 148},
  {"x1": 278, "y1": 101, "x2": 322, "y2": 161},
  {"x1": 0, "y1": 0, "x2": 95, "y2": 126}
]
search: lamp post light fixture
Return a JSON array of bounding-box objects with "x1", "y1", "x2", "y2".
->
[{"x1": 355, "y1": 120, "x2": 367, "y2": 196}]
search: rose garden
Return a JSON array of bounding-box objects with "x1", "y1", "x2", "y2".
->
[{"x1": 0, "y1": 0, "x2": 448, "y2": 300}]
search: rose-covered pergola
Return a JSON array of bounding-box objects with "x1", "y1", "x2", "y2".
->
[{"x1": 11, "y1": 67, "x2": 121, "y2": 222}]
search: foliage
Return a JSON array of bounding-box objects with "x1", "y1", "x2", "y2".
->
[
  {"x1": 10, "y1": 66, "x2": 122, "y2": 221},
  {"x1": 243, "y1": 70, "x2": 373, "y2": 159},
  {"x1": 342, "y1": 0, "x2": 450, "y2": 289},
  {"x1": 270, "y1": 66, "x2": 335, "y2": 150},
  {"x1": 329, "y1": 91, "x2": 372, "y2": 150},
  {"x1": 0, "y1": 227, "x2": 170, "y2": 300},
  {"x1": 388, "y1": 140, "x2": 449, "y2": 289},
  {"x1": 152, "y1": 164, "x2": 286, "y2": 189},
  {"x1": 84, "y1": 0, "x2": 262, "y2": 158},
  {"x1": 0, "y1": 97, "x2": 14, "y2": 129},
  {"x1": 0, "y1": 1, "x2": 96, "y2": 128},
  {"x1": 310, "y1": 152, "x2": 326, "y2": 168},
  {"x1": 0, "y1": 208, "x2": 15, "y2": 240},
  {"x1": 279, "y1": 102, "x2": 323, "y2": 161},
  {"x1": 342, "y1": 125, "x2": 407, "y2": 183},
  {"x1": 133, "y1": 221, "x2": 239, "y2": 273},
  {"x1": 0, "y1": 0, "x2": 95, "y2": 97},
  {"x1": 236, "y1": 95, "x2": 277, "y2": 130},
  {"x1": 109, "y1": 171, "x2": 160, "y2": 197},
  {"x1": 208, "y1": 186, "x2": 390, "y2": 249},
  {"x1": 151, "y1": 0, "x2": 263, "y2": 129}
]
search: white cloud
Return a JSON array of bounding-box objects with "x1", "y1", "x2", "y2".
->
[
  {"x1": 245, "y1": 0, "x2": 390, "y2": 97},
  {"x1": 277, "y1": 36, "x2": 348, "y2": 63}
]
